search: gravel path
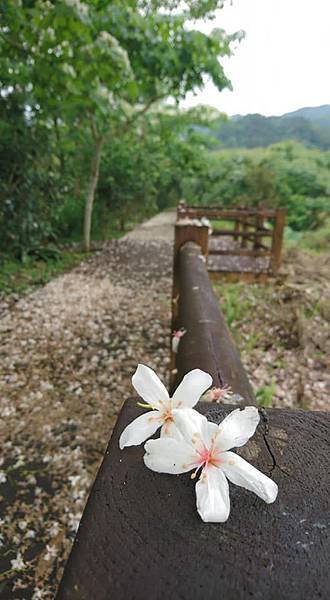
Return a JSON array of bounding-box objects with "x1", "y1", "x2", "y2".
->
[
  {"x1": 123, "y1": 209, "x2": 176, "y2": 241},
  {"x1": 0, "y1": 221, "x2": 174, "y2": 598}
]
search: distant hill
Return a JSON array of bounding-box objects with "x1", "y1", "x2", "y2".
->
[
  {"x1": 210, "y1": 105, "x2": 330, "y2": 150},
  {"x1": 282, "y1": 105, "x2": 330, "y2": 125}
]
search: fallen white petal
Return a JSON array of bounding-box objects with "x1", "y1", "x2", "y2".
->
[
  {"x1": 144, "y1": 438, "x2": 198, "y2": 474},
  {"x1": 119, "y1": 411, "x2": 161, "y2": 449},
  {"x1": 196, "y1": 465, "x2": 230, "y2": 523},
  {"x1": 172, "y1": 369, "x2": 212, "y2": 409},
  {"x1": 172, "y1": 408, "x2": 218, "y2": 451},
  {"x1": 221, "y1": 451, "x2": 278, "y2": 504},
  {"x1": 215, "y1": 407, "x2": 260, "y2": 452},
  {"x1": 132, "y1": 364, "x2": 169, "y2": 410}
]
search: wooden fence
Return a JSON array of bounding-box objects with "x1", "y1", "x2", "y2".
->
[
  {"x1": 177, "y1": 201, "x2": 286, "y2": 277},
  {"x1": 58, "y1": 225, "x2": 329, "y2": 600}
]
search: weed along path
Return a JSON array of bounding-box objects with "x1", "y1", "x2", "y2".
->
[
  {"x1": 0, "y1": 216, "x2": 175, "y2": 598},
  {"x1": 0, "y1": 210, "x2": 329, "y2": 597}
]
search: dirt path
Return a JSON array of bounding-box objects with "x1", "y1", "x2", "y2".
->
[
  {"x1": 123, "y1": 209, "x2": 176, "y2": 241},
  {"x1": 0, "y1": 217, "x2": 175, "y2": 598}
]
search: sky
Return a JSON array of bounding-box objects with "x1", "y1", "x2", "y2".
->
[{"x1": 182, "y1": 0, "x2": 330, "y2": 117}]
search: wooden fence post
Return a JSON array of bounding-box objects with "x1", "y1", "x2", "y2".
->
[
  {"x1": 174, "y1": 223, "x2": 209, "y2": 258},
  {"x1": 270, "y1": 208, "x2": 286, "y2": 274},
  {"x1": 234, "y1": 217, "x2": 240, "y2": 241},
  {"x1": 241, "y1": 207, "x2": 248, "y2": 248},
  {"x1": 254, "y1": 206, "x2": 265, "y2": 249}
]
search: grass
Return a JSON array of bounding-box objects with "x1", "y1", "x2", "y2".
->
[
  {"x1": 211, "y1": 218, "x2": 235, "y2": 231},
  {"x1": 216, "y1": 284, "x2": 248, "y2": 325},
  {"x1": 284, "y1": 219, "x2": 330, "y2": 254},
  {"x1": 0, "y1": 250, "x2": 89, "y2": 296},
  {"x1": 255, "y1": 381, "x2": 276, "y2": 408},
  {"x1": 214, "y1": 282, "x2": 278, "y2": 407},
  {"x1": 214, "y1": 282, "x2": 256, "y2": 345},
  {"x1": 58, "y1": 222, "x2": 125, "y2": 244}
]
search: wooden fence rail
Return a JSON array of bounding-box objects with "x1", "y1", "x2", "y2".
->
[
  {"x1": 171, "y1": 239, "x2": 255, "y2": 403},
  {"x1": 58, "y1": 224, "x2": 329, "y2": 600},
  {"x1": 177, "y1": 203, "x2": 278, "y2": 219},
  {"x1": 177, "y1": 201, "x2": 286, "y2": 276}
]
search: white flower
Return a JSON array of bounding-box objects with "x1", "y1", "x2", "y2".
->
[
  {"x1": 68, "y1": 512, "x2": 81, "y2": 533},
  {"x1": 11, "y1": 552, "x2": 26, "y2": 570},
  {"x1": 119, "y1": 365, "x2": 212, "y2": 449},
  {"x1": 26, "y1": 529, "x2": 36, "y2": 539},
  {"x1": 44, "y1": 545, "x2": 57, "y2": 561},
  {"x1": 205, "y1": 385, "x2": 232, "y2": 403},
  {"x1": 68, "y1": 475, "x2": 81, "y2": 487},
  {"x1": 61, "y1": 63, "x2": 76, "y2": 78},
  {"x1": 47, "y1": 522, "x2": 60, "y2": 537},
  {"x1": 3, "y1": 406, "x2": 15, "y2": 417},
  {"x1": 144, "y1": 407, "x2": 278, "y2": 523},
  {"x1": 32, "y1": 588, "x2": 44, "y2": 600},
  {"x1": 0, "y1": 471, "x2": 7, "y2": 484},
  {"x1": 65, "y1": 0, "x2": 89, "y2": 17},
  {"x1": 171, "y1": 329, "x2": 186, "y2": 353}
]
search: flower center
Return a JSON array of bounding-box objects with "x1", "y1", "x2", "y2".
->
[
  {"x1": 198, "y1": 444, "x2": 221, "y2": 469},
  {"x1": 162, "y1": 409, "x2": 173, "y2": 422},
  {"x1": 200, "y1": 448, "x2": 212, "y2": 467},
  {"x1": 190, "y1": 445, "x2": 220, "y2": 480}
]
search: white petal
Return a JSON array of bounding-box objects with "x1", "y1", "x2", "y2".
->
[
  {"x1": 160, "y1": 420, "x2": 183, "y2": 440},
  {"x1": 215, "y1": 407, "x2": 260, "y2": 452},
  {"x1": 172, "y1": 369, "x2": 212, "y2": 409},
  {"x1": 171, "y1": 337, "x2": 180, "y2": 353},
  {"x1": 196, "y1": 465, "x2": 230, "y2": 522},
  {"x1": 221, "y1": 451, "x2": 278, "y2": 504},
  {"x1": 132, "y1": 364, "x2": 169, "y2": 410},
  {"x1": 144, "y1": 438, "x2": 198, "y2": 474},
  {"x1": 119, "y1": 411, "x2": 162, "y2": 449},
  {"x1": 172, "y1": 408, "x2": 218, "y2": 452}
]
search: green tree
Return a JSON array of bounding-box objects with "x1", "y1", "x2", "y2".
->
[{"x1": 1, "y1": 0, "x2": 238, "y2": 250}]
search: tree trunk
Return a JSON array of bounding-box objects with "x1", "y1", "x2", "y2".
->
[
  {"x1": 84, "y1": 137, "x2": 104, "y2": 252},
  {"x1": 119, "y1": 215, "x2": 126, "y2": 232}
]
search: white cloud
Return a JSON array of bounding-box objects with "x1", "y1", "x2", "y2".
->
[{"x1": 182, "y1": 0, "x2": 330, "y2": 116}]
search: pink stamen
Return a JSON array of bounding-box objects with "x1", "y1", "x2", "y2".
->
[
  {"x1": 195, "y1": 444, "x2": 221, "y2": 470},
  {"x1": 200, "y1": 448, "x2": 212, "y2": 467}
]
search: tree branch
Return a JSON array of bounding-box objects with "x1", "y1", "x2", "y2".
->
[
  {"x1": 89, "y1": 114, "x2": 100, "y2": 141},
  {"x1": 0, "y1": 31, "x2": 28, "y2": 54},
  {"x1": 104, "y1": 95, "x2": 164, "y2": 143}
]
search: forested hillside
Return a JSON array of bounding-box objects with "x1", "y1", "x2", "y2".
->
[
  {"x1": 208, "y1": 105, "x2": 330, "y2": 150},
  {"x1": 283, "y1": 105, "x2": 330, "y2": 124}
]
